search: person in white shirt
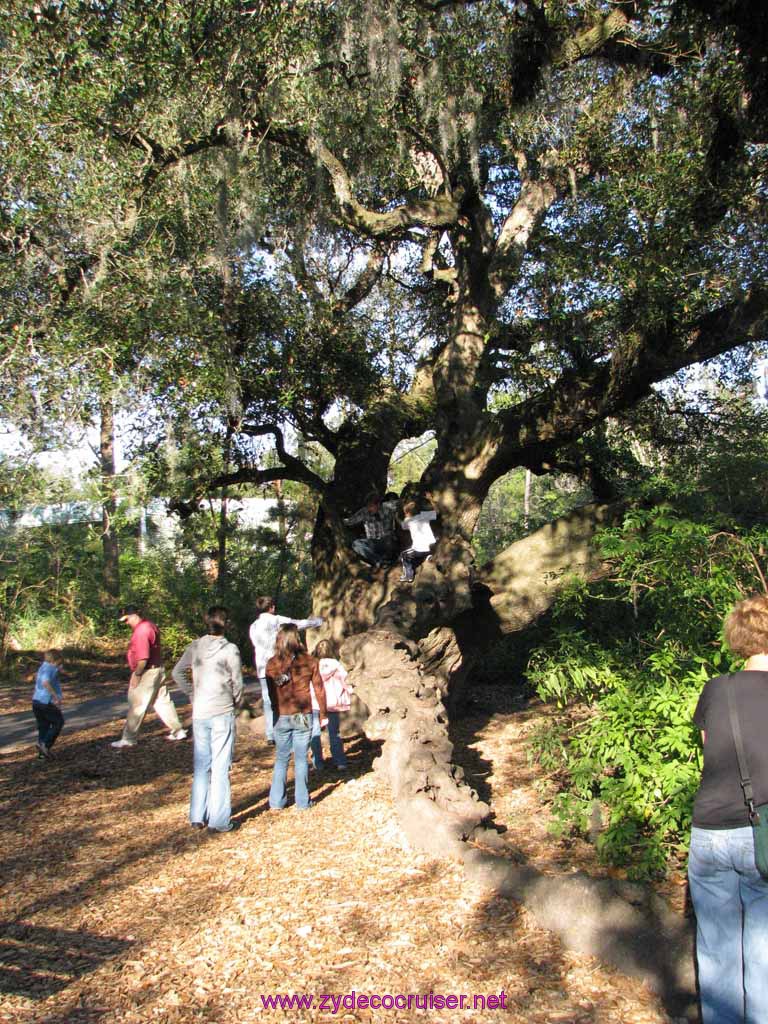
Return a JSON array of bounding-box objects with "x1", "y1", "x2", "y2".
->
[
  {"x1": 248, "y1": 596, "x2": 323, "y2": 743},
  {"x1": 399, "y1": 501, "x2": 438, "y2": 583}
]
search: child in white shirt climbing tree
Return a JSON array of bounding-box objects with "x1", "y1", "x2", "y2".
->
[{"x1": 399, "y1": 500, "x2": 438, "y2": 583}]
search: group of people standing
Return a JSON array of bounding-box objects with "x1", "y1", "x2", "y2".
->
[
  {"x1": 33, "y1": 599, "x2": 352, "y2": 835},
  {"x1": 28, "y1": 503, "x2": 768, "y2": 1021},
  {"x1": 165, "y1": 598, "x2": 351, "y2": 833}
]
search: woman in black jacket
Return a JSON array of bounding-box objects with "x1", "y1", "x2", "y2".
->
[{"x1": 689, "y1": 594, "x2": 768, "y2": 1024}]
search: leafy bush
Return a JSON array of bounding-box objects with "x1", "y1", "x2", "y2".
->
[
  {"x1": 528, "y1": 505, "x2": 764, "y2": 878},
  {"x1": 9, "y1": 608, "x2": 99, "y2": 653},
  {"x1": 0, "y1": 523, "x2": 107, "y2": 660}
]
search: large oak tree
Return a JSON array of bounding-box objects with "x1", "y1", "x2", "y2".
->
[{"x1": 3, "y1": 0, "x2": 767, "y2": 858}]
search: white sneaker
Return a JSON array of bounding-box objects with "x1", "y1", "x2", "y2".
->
[
  {"x1": 111, "y1": 738, "x2": 136, "y2": 749},
  {"x1": 166, "y1": 729, "x2": 188, "y2": 741}
]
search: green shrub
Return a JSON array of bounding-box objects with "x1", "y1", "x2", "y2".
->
[
  {"x1": 10, "y1": 608, "x2": 99, "y2": 653},
  {"x1": 528, "y1": 506, "x2": 763, "y2": 878}
]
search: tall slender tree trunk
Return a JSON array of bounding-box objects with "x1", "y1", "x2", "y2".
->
[
  {"x1": 99, "y1": 395, "x2": 121, "y2": 602},
  {"x1": 138, "y1": 506, "x2": 147, "y2": 557},
  {"x1": 216, "y1": 426, "x2": 233, "y2": 594},
  {"x1": 273, "y1": 479, "x2": 289, "y2": 608}
]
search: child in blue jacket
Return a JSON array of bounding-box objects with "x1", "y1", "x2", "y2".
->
[{"x1": 31, "y1": 649, "x2": 64, "y2": 758}]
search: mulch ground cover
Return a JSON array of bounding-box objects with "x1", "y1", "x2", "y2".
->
[{"x1": 0, "y1": 680, "x2": 686, "y2": 1023}]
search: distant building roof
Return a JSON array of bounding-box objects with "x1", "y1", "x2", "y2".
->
[{"x1": 0, "y1": 497, "x2": 280, "y2": 532}]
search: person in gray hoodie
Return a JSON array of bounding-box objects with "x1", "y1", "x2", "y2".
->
[{"x1": 172, "y1": 606, "x2": 244, "y2": 834}]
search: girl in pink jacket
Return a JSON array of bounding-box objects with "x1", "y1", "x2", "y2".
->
[{"x1": 310, "y1": 639, "x2": 351, "y2": 771}]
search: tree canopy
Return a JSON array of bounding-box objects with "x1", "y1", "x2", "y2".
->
[{"x1": 2, "y1": 1, "x2": 765, "y2": 527}]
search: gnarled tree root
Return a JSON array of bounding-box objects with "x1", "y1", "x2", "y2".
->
[{"x1": 342, "y1": 625, "x2": 697, "y2": 1021}]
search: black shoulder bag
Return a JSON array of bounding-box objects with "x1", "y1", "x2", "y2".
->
[{"x1": 726, "y1": 680, "x2": 768, "y2": 880}]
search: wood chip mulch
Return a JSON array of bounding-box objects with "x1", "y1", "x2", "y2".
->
[{"x1": 0, "y1": 690, "x2": 684, "y2": 1023}]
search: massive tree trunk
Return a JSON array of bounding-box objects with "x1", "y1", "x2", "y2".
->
[
  {"x1": 312, "y1": 502, "x2": 697, "y2": 1014},
  {"x1": 313, "y1": 500, "x2": 619, "y2": 845}
]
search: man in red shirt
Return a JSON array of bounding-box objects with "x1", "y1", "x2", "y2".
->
[{"x1": 111, "y1": 605, "x2": 187, "y2": 748}]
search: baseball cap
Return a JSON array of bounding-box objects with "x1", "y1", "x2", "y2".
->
[{"x1": 118, "y1": 604, "x2": 141, "y2": 621}]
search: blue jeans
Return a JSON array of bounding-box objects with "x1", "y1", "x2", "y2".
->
[
  {"x1": 270, "y1": 714, "x2": 312, "y2": 810},
  {"x1": 310, "y1": 711, "x2": 347, "y2": 769},
  {"x1": 258, "y1": 677, "x2": 274, "y2": 742},
  {"x1": 32, "y1": 701, "x2": 64, "y2": 749},
  {"x1": 310, "y1": 711, "x2": 324, "y2": 768},
  {"x1": 190, "y1": 713, "x2": 236, "y2": 831},
  {"x1": 689, "y1": 826, "x2": 768, "y2": 1024}
]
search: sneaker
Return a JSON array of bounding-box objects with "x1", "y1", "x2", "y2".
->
[
  {"x1": 166, "y1": 729, "x2": 188, "y2": 741},
  {"x1": 36, "y1": 742, "x2": 50, "y2": 759},
  {"x1": 190, "y1": 822, "x2": 206, "y2": 830},
  {"x1": 111, "y1": 738, "x2": 136, "y2": 749}
]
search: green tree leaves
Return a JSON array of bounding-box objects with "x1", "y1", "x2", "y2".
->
[{"x1": 529, "y1": 505, "x2": 765, "y2": 878}]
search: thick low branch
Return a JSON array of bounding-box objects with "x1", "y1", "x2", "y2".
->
[
  {"x1": 173, "y1": 422, "x2": 330, "y2": 504},
  {"x1": 473, "y1": 501, "x2": 620, "y2": 635},
  {"x1": 483, "y1": 287, "x2": 768, "y2": 482},
  {"x1": 308, "y1": 135, "x2": 462, "y2": 238},
  {"x1": 206, "y1": 463, "x2": 323, "y2": 493}
]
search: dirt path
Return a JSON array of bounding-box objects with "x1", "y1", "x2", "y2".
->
[
  {"x1": 0, "y1": 692, "x2": 683, "y2": 1024},
  {"x1": 450, "y1": 686, "x2": 690, "y2": 916}
]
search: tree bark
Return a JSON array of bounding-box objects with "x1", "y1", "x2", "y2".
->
[
  {"x1": 99, "y1": 395, "x2": 120, "y2": 602},
  {"x1": 315, "y1": 502, "x2": 620, "y2": 858},
  {"x1": 322, "y1": 502, "x2": 698, "y2": 1015}
]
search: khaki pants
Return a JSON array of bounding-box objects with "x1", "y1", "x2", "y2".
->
[{"x1": 121, "y1": 667, "x2": 183, "y2": 743}]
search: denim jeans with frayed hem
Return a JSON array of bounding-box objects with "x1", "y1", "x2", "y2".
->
[
  {"x1": 688, "y1": 825, "x2": 768, "y2": 1024},
  {"x1": 258, "y1": 676, "x2": 274, "y2": 742},
  {"x1": 190, "y1": 712, "x2": 236, "y2": 831},
  {"x1": 270, "y1": 714, "x2": 312, "y2": 809}
]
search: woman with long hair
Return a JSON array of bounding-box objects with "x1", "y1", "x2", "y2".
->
[
  {"x1": 689, "y1": 594, "x2": 768, "y2": 1022},
  {"x1": 266, "y1": 624, "x2": 327, "y2": 811},
  {"x1": 248, "y1": 596, "x2": 323, "y2": 744}
]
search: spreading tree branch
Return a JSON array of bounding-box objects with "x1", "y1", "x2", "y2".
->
[
  {"x1": 553, "y1": 8, "x2": 631, "y2": 67},
  {"x1": 483, "y1": 287, "x2": 768, "y2": 481},
  {"x1": 307, "y1": 135, "x2": 462, "y2": 238}
]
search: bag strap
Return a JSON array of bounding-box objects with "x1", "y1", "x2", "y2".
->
[{"x1": 726, "y1": 676, "x2": 758, "y2": 823}]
